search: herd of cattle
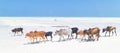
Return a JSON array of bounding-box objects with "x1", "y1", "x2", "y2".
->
[{"x1": 11, "y1": 26, "x2": 117, "y2": 43}]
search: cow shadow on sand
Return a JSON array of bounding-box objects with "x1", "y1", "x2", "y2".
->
[
  {"x1": 52, "y1": 38, "x2": 73, "y2": 42},
  {"x1": 23, "y1": 41, "x2": 43, "y2": 45},
  {"x1": 76, "y1": 38, "x2": 95, "y2": 43}
]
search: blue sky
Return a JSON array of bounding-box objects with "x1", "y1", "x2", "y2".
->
[{"x1": 0, "y1": 0, "x2": 120, "y2": 17}]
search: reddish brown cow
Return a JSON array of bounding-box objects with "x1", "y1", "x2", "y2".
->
[
  {"x1": 77, "y1": 29, "x2": 90, "y2": 40},
  {"x1": 88, "y1": 27, "x2": 100, "y2": 41},
  {"x1": 34, "y1": 31, "x2": 46, "y2": 42},
  {"x1": 77, "y1": 27, "x2": 100, "y2": 41},
  {"x1": 25, "y1": 31, "x2": 46, "y2": 43},
  {"x1": 25, "y1": 31, "x2": 36, "y2": 42}
]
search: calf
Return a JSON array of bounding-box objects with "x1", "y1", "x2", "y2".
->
[
  {"x1": 45, "y1": 31, "x2": 53, "y2": 41},
  {"x1": 71, "y1": 27, "x2": 79, "y2": 39}
]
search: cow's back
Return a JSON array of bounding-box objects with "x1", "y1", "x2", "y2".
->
[
  {"x1": 59, "y1": 29, "x2": 72, "y2": 35},
  {"x1": 34, "y1": 31, "x2": 46, "y2": 38},
  {"x1": 71, "y1": 27, "x2": 78, "y2": 33}
]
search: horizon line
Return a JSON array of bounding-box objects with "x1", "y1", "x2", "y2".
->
[{"x1": 0, "y1": 17, "x2": 120, "y2": 18}]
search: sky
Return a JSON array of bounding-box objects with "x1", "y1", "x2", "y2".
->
[{"x1": 0, "y1": 0, "x2": 120, "y2": 17}]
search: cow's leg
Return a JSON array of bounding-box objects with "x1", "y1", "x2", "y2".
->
[
  {"x1": 46, "y1": 36, "x2": 48, "y2": 41},
  {"x1": 112, "y1": 31, "x2": 114, "y2": 36},
  {"x1": 68, "y1": 35, "x2": 70, "y2": 39},
  {"x1": 62, "y1": 36, "x2": 65, "y2": 41},
  {"x1": 96, "y1": 33, "x2": 99, "y2": 41},
  {"x1": 21, "y1": 31, "x2": 23, "y2": 35},
  {"x1": 115, "y1": 30, "x2": 117, "y2": 36},
  {"x1": 35, "y1": 37, "x2": 38, "y2": 42},
  {"x1": 81, "y1": 35, "x2": 84, "y2": 41},
  {"x1": 42, "y1": 36, "x2": 46, "y2": 43},
  {"x1": 88, "y1": 34, "x2": 94, "y2": 41},
  {"x1": 71, "y1": 34, "x2": 74, "y2": 39},
  {"x1": 17, "y1": 32, "x2": 19, "y2": 35},
  {"x1": 105, "y1": 31, "x2": 107, "y2": 37},
  {"x1": 91, "y1": 34, "x2": 94, "y2": 41},
  {"x1": 31, "y1": 38, "x2": 34, "y2": 43},
  {"x1": 14, "y1": 32, "x2": 16, "y2": 36},
  {"x1": 82, "y1": 34, "x2": 86, "y2": 41},
  {"x1": 29, "y1": 38, "x2": 33, "y2": 43},
  {"x1": 50, "y1": 35, "x2": 53, "y2": 41},
  {"x1": 88, "y1": 35, "x2": 91, "y2": 40},
  {"x1": 109, "y1": 31, "x2": 111, "y2": 37},
  {"x1": 59, "y1": 36, "x2": 62, "y2": 41},
  {"x1": 75, "y1": 33, "x2": 78, "y2": 39}
]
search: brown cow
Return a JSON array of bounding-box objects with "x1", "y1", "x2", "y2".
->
[
  {"x1": 25, "y1": 31, "x2": 46, "y2": 43},
  {"x1": 25, "y1": 31, "x2": 36, "y2": 42},
  {"x1": 88, "y1": 27, "x2": 100, "y2": 41},
  {"x1": 102, "y1": 26, "x2": 117, "y2": 37},
  {"x1": 77, "y1": 27, "x2": 100, "y2": 41},
  {"x1": 77, "y1": 29, "x2": 90, "y2": 41},
  {"x1": 34, "y1": 31, "x2": 46, "y2": 43}
]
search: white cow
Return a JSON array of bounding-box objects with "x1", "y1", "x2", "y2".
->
[{"x1": 54, "y1": 28, "x2": 73, "y2": 41}]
